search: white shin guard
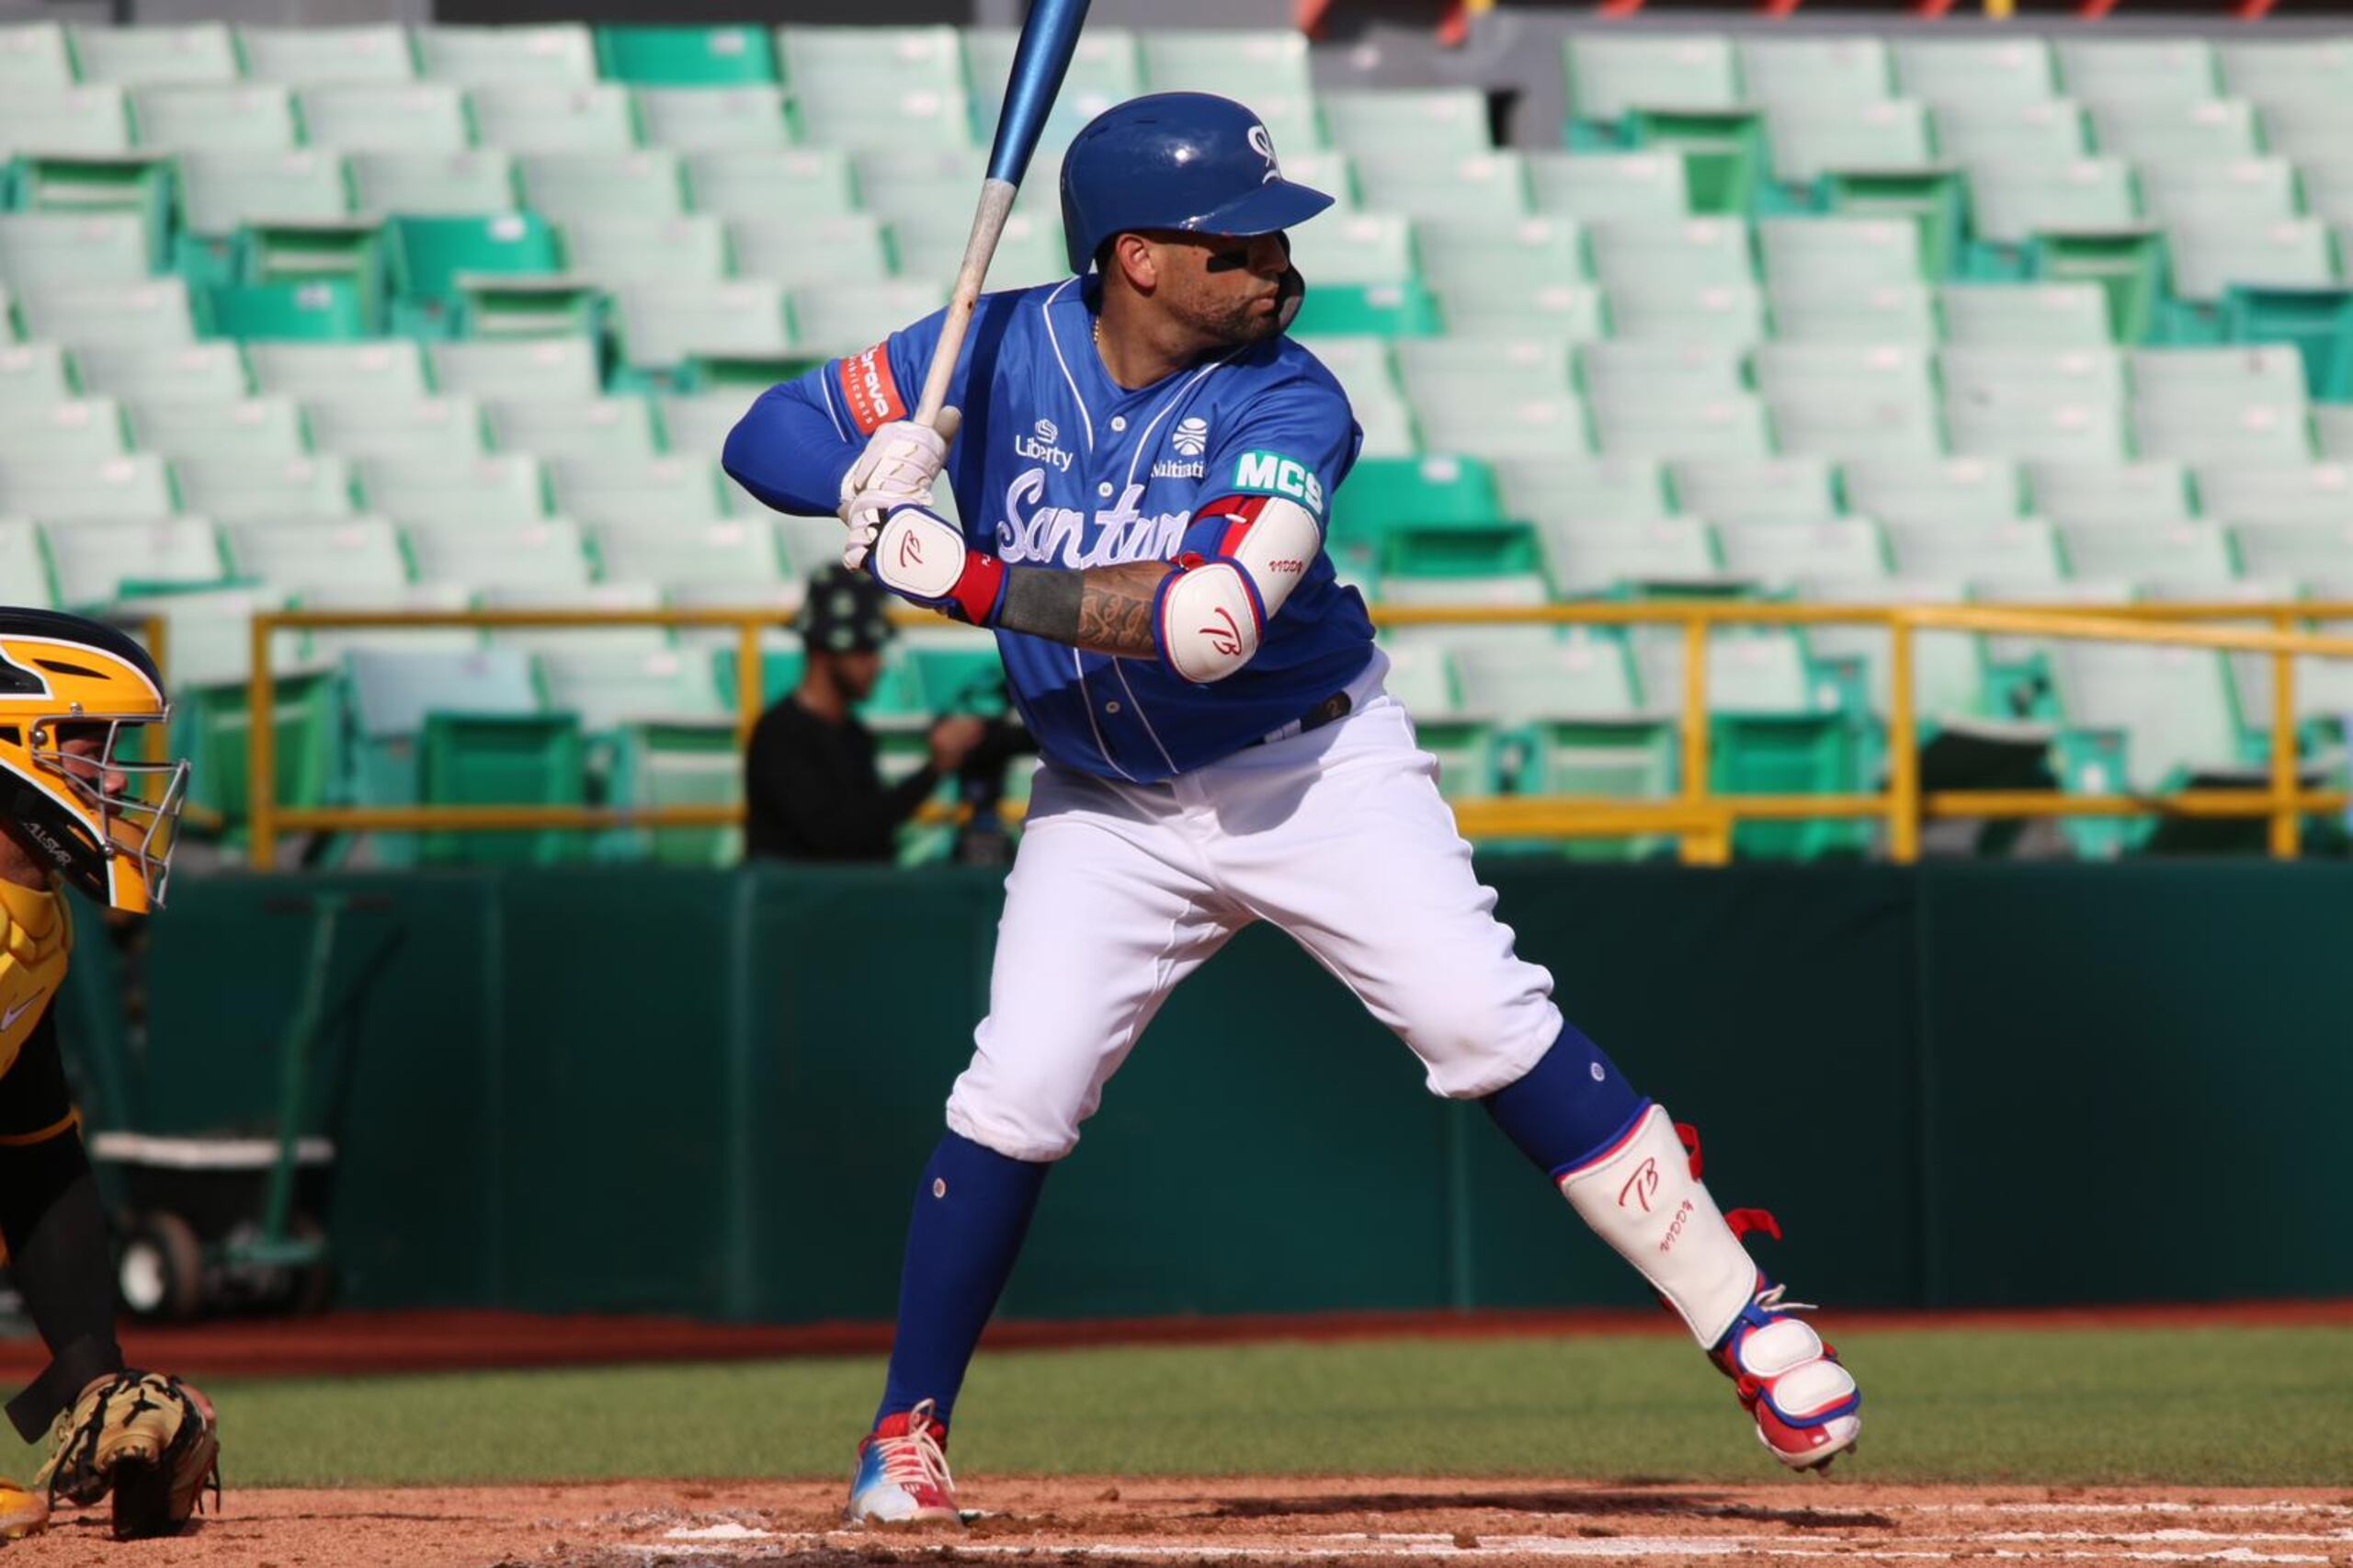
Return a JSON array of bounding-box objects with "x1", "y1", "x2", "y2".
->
[{"x1": 1556, "y1": 1103, "x2": 1759, "y2": 1348}]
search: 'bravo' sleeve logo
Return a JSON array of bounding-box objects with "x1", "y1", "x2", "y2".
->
[
  {"x1": 1232, "y1": 450, "x2": 1324, "y2": 517},
  {"x1": 837, "y1": 344, "x2": 908, "y2": 436}
]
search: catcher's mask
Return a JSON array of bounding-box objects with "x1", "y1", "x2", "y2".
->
[{"x1": 0, "y1": 608, "x2": 188, "y2": 913}]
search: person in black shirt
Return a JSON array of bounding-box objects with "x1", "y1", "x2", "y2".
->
[{"x1": 745, "y1": 566, "x2": 987, "y2": 862}]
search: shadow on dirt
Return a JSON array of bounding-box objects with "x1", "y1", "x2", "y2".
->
[{"x1": 1208, "y1": 1488, "x2": 1893, "y2": 1530}]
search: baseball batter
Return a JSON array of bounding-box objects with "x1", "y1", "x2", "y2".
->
[{"x1": 724, "y1": 92, "x2": 1862, "y2": 1525}]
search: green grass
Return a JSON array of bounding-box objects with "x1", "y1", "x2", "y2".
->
[{"x1": 29, "y1": 1325, "x2": 2348, "y2": 1490}]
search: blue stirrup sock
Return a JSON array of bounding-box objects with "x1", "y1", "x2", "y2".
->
[
  {"x1": 1482, "y1": 1022, "x2": 1650, "y2": 1179},
  {"x1": 874, "y1": 1131, "x2": 1051, "y2": 1431}
]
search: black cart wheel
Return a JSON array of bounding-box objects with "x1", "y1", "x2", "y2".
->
[{"x1": 118, "y1": 1211, "x2": 204, "y2": 1322}]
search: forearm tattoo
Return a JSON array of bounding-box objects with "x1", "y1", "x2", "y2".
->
[{"x1": 999, "y1": 562, "x2": 1170, "y2": 658}]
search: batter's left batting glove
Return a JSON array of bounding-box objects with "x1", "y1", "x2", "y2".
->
[
  {"x1": 838, "y1": 410, "x2": 961, "y2": 539},
  {"x1": 850, "y1": 503, "x2": 1007, "y2": 627}
]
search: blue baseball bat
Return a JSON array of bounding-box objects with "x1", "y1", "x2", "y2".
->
[{"x1": 913, "y1": 0, "x2": 1092, "y2": 427}]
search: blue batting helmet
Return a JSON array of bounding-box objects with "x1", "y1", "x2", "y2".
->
[{"x1": 1059, "y1": 92, "x2": 1334, "y2": 275}]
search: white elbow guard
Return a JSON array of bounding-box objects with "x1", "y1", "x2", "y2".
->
[{"x1": 1153, "y1": 558, "x2": 1266, "y2": 684}]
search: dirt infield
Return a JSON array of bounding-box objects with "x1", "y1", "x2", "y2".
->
[
  {"x1": 2, "y1": 1300, "x2": 2347, "y2": 1382},
  {"x1": 9, "y1": 1479, "x2": 2352, "y2": 1567}
]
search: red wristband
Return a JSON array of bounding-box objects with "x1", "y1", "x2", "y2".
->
[{"x1": 949, "y1": 551, "x2": 1007, "y2": 626}]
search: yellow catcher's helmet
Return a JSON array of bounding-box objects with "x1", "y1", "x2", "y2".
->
[{"x1": 0, "y1": 608, "x2": 188, "y2": 913}]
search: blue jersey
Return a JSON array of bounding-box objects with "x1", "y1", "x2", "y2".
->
[{"x1": 725, "y1": 278, "x2": 1376, "y2": 784}]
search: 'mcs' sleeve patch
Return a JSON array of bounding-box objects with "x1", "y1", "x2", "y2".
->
[
  {"x1": 837, "y1": 344, "x2": 908, "y2": 435},
  {"x1": 1230, "y1": 449, "x2": 1326, "y2": 517}
]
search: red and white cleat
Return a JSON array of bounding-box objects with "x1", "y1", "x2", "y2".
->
[
  {"x1": 1711, "y1": 1280, "x2": 1863, "y2": 1471},
  {"x1": 846, "y1": 1399, "x2": 961, "y2": 1525}
]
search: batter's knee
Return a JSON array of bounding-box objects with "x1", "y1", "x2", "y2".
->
[
  {"x1": 1396, "y1": 992, "x2": 1563, "y2": 1102},
  {"x1": 944, "y1": 1053, "x2": 1094, "y2": 1164}
]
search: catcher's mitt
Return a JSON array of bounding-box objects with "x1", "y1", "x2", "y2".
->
[{"x1": 34, "y1": 1369, "x2": 220, "y2": 1540}]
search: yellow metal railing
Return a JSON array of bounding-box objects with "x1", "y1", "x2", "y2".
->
[{"x1": 243, "y1": 600, "x2": 2353, "y2": 869}]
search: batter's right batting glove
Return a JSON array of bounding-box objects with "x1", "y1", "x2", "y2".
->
[{"x1": 839, "y1": 410, "x2": 962, "y2": 542}]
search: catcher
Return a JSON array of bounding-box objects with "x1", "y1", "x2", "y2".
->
[{"x1": 0, "y1": 607, "x2": 215, "y2": 1540}]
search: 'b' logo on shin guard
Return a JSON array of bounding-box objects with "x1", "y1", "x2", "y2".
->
[{"x1": 1620, "y1": 1157, "x2": 1660, "y2": 1213}]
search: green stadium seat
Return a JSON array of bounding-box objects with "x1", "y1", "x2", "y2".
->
[
  {"x1": 2198, "y1": 460, "x2": 2353, "y2": 524},
  {"x1": 1396, "y1": 336, "x2": 1570, "y2": 411},
  {"x1": 414, "y1": 24, "x2": 597, "y2": 85},
  {"x1": 1275, "y1": 150, "x2": 1355, "y2": 208},
  {"x1": 2092, "y1": 98, "x2": 2262, "y2": 164},
  {"x1": 174, "y1": 452, "x2": 355, "y2": 521},
  {"x1": 1966, "y1": 158, "x2": 2138, "y2": 255},
  {"x1": 798, "y1": 87, "x2": 975, "y2": 153},
  {"x1": 2234, "y1": 519, "x2": 2353, "y2": 579},
  {"x1": 1940, "y1": 280, "x2": 2112, "y2": 347},
  {"x1": 561, "y1": 214, "x2": 725, "y2": 286},
  {"x1": 1594, "y1": 391, "x2": 1772, "y2": 459},
  {"x1": 248, "y1": 338, "x2": 427, "y2": 403},
  {"x1": 1756, "y1": 342, "x2": 1936, "y2": 434},
  {"x1": 1618, "y1": 106, "x2": 1765, "y2": 215},
  {"x1": 517, "y1": 150, "x2": 684, "y2": 224},
  {"x1": 0, "y1": 453, "x2": 172, "y2": 520},
  {"x1": 970, "y1": 28, "x2": 1140, "y2": 150},
  {"x1": 1797, "y1": 576, "x2": 1988, "y2": 727},
  {"x1": 0, "y1": 397, "x2": 129, "y2": 463},
  {"x1": 726, "y1": 214, "x2": 890, "y2": 286},
  {"x1": 1758, "y1": 216, "x2": 1923, "y2": 290},
  {"x1": 1324, "y1": 453, "x2": 1499, "y2": 581},
  {"x1": 2023, "y1": 227, "x2": 2166, "y2": 344},
  {"x1": 0, "y1": 213, "x2": 151, "y2": 287},
  {"x1": 1605, "y1": 282, "x2": 1765, "y2": 345},
  {"x1": 1524, "y1": 151, "x2": 1687, "y2": 222},
  {"x1": 307, "y1": 393, "x2": 485, "y2": 460},
  {"x1": 1885, "y1": 517, "x2": 2066, "y2": 587},
  {"x1": 611, "y1": 280, "x2": 790, "y2": 372},
  {"x1": 405, "y1": 517, "x2": 589, "y2": 587},
  {"x1": 300, "y1": 85, "x2": 471, "y2": 155},
  {"x1": 777, "y1": 23, "x2": 964, "y2": 92},
  {"x1": 70, "y1": 24, "x2": 236, "y2": 85},
  {"x1": 1413, "y1": 393, "x2": 1589, "y2": 461},
  {"x1": 2063, "y1": 519, "x2": 2239, "y2": 585},
  {"x1": 1947, "y1": 387, "x2": 2125, "y2": 462},
  {"x1": 1324, "y1": 89, "x2": 1492, "y2": 160},
  {"x1": 1590, "y1": 216, "x2": 1754, "y2": 290},
  {"x1": 70, "y1": 342, "x2": 243, "y2": 404},
  {"x1": 1563, "y1": 32, "x2": 1737, "y2": 125},
  {"x1": 1457, "y1": 634, "x2": 1676, "y2": 834},
  {"x1": 1431, "y1": 280, "x2": 1605, "y2": 343},
  {"x1": 127, "y1": 394, "x2": 305, "y2": 462},
  {"x1": 1771, "y1": 280, "x2": 1938, "y2": 345},
  {"x1": 604, "y1": 718, "x2": 744, "y2": 867},
  {"x1": 892, "y1": 210, "x2": 1065, "y2": 292},
  {"x1": 384, "y1": 214, "x2": 557, "y2": 324},
  {"x1": 1763, "y1": 100, "x2": 1934, "y2": 189},
  {"x1": 1719, "y1": 517, "x2": 1892, "y2": 587},
  {"x1": 1353, "y1": 152, "x2": 1530, "y2": 224},
  {"x1": 1139, "y1": 28, "x2": 1313, "y2": 97},
  {"x1": 0, "y1": 87, "x2": 136, "y2": 156},
  {"x1": 594, "y1": 517, "x2": 783, "y2": 587},
  {"x1": 2220, "y1": 279, "x2": 2353, "y2": 400},
  {"x1": 2027, "y1": 457, "x2": 2192, "y2": 527},
  {"x1": 2139, "y1": 158, "x2": 2300, "y2": 228},
  {"x1": 2134, "y1": 400, "x2": 2313, "y2": 465},
  {"x1": 2312, "y1": 403, "x2": 2353, "y2": 460},
  {"x1": 1414, "y1": 217, "x2": 1585, "y2": 298},
  {"x1": 17, "y1": 279, "x2": 195, "y2": 350},
  {"x1": 351, "y1": 151, "x2": 517, "y2": 221},
  {"x1": 0, "y1": 517, "x2": 56, "y2": 605},
  {"x1": 358, "y1": 451, "x2": 544, "y2": 524},
  {"x1": 597, "y1": 26, "x2": 779, "y2": 86},
  {"x1": 659, "y1": 392, "x2": 756, "y2": 460},
  {"x1": 1494, "y1": 453, "x2": 1670, "y2": 526},
  {"x1": 203, "y1": 277, "x2": 366, "y2": 342},
  {"x1": 2166, "y1": 219, "x2": 2337, "y2": 311},
  {"x1": 1579, "y1": 342, "x2": 1741, "y2": 409},
  {"x1": 426, "y1": 335, "x2": 597, "y2": 402},
  {"x1": 2050, "y1": 640, "x2": 2250, "y2": 795},
  {"x1": 485, "y1": 396, "x2": 662, "y2": 461},
  {"x1": 538, "y1": 644, "x2": 728, "y2": 734},
  {"x1": 1286, "y1": 281, "x2": 1439, "y2": 339},
  {"x1": 225, "y1": 515, "x2": 408, "y2": 594},
  {"x1": 1279, "y1": 210, "x2": 1415, "y2": 288},
  {"x1": 1540, "y1": 516, "x2": 1724, "y2": 597},
  {"x1": 479, "y1": 581, "x2": 669, "y2": 654},
  {"x1": 636, "y1": 87, "x2": 791, "y2": 153},
  {"x1": 239, "y1": 24, "x2": 414, "y2": 84},
  {"x1": 2219, "y1": 39, "x2": 2353, "y2": 106},
  {"x1": 2057, "y1": 38, "x2": 2220, "y2": 108},
  {"x1": 44, "y1": 517, "x2": 226, "y2": 606},
  {"x1": 785, "y1": 279, "x2": 944, "y2": 357},
  {"x1": 1739, "y1": 35, "x2": 1893, "y2": 109},
  {"x1": 131, "y1": 85, "x2": 302, "y2": 158},
  {"x1": 0, "y1": 22, "x2": 74, "y2": 91},
  {"x1": 372, "y1": 657, "x2": 585, "y2": 869},
  {"x1": 548, "y1": 453, "x2": 728, "y2": 528},
  {"x1": 0, "y1": 345, "x2": 72, "y2": 408},
  {"x1": 773, "y1": 514, "x2": 847, "y2": 584},
  {"x1": 1670, "y1": 453, "x2": 1838, "y2": 520},
  {"x1": 176, "y1": 151, "x2": 353, "y2": 237},
  {"x1": 1942, "y1": 344, "x2": 2127, "y2": 422},
  {"x1": 2135, "y1": 343, "x2": 2305, "y2": 405},
  {"x1": 6, "y1": 153, "x2": 175, "y2": 277},
  {"x1": 1892, "y1": 37, "x2": 2056, "y2": 109},
  {"x1": 471, "y1": 85, "x2": 640, "y2": 155}
]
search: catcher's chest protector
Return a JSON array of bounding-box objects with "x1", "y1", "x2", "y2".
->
[{"x1": 0, "y1": 879, "x2": 70, "y2": 1075}]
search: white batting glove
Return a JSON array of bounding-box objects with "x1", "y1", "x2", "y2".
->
[{"x1": 838, "y1": 410, "x2": 961, "y2": 537}]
